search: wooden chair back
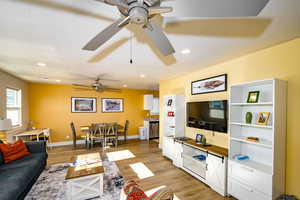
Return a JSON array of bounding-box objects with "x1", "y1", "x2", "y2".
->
[
  {"x1": 70, "y1": 122, "x2": 76, "y2": 147},
  {"x1": 124, "y1": 120, "x2": 129, "y2": 134}
]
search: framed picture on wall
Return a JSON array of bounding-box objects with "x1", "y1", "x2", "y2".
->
[
  {"x1": 191, "y1": 74, "x2": 227, "y2": 95},
  {"x1": 71, "y1": 97, "x2": 96, "y2": 113},
  {"x1": 102, "y1": 98, "x2": 124, "y2": 113}
]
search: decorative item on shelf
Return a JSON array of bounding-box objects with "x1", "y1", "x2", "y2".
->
[
  {"x1": 191, "y1": 74, "x2": 227, "y2": 95},
  {"x1": 245, "y1": 112, "x2": 253, "y2": 124},
  {"x1": 247, "y1": 91, "x2": 260, "y2": 103},
  {"x1": 196, "y1": 134, "x2": 204, "y2": 144},
  {"x1": 233, "y1": 154, "x2": 250, "y2": 161},
  {"x1": 193, "y1": 154, "x2": 206, "y2": 161},
  {"x1": 27, "y1": 120, "x2": 37, "y2": 131},
  {"x1": 257, "y1": 112, "x2": 271, "y2": 125},
  {"x1": 167, "y1": 112, "x2": 174, "y2": 117},
  {"x1": 71, "y1": 97, "x2": 97, "y2": 113},
  {"x1": 201, "y1": 136, "x2": 208, "y2": 146},
  {"x1": 102, "y1": 98, "x2": 124, "y2": 113},
  {"x1": 246, "y1": 137, "x2": 260, "y2": 143}
]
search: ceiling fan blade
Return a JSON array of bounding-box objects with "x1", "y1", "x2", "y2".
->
[
  {"x1": 161, "y1": 0, "x2": 269, "y2": 18},
  {"x1": 73, "y1": 88, "x2": 95, "y2": 91},
  {"x1": 95, "y1": 0, "x2": 129, "y2": 10},
  {"x1": 99, "y1": 78, "x2": 120, "y2": 82},
  {"x1": 82, "y1": 17, "x2": 129, "y2": 51},
  {"x1": 72, "y1": 84, "x2": 92, "y2": 88},
  {"x1": 148, "y1": 6, "x2": 173, "y2": 15},
  {"x1": 102, "y1": 85, "x2": 121, "y2": 91},
  {"x1": 143, "y1": 21, "x2": 175, "y2": 56}
]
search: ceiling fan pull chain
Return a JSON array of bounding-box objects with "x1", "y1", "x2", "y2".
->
[{"x1": 130, "y1": 32, "x2": 133, "y2": 64}]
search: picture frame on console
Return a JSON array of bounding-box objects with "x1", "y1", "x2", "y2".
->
[{"x1": 191, "y1": 74, "x2": 227, "y2": 95}]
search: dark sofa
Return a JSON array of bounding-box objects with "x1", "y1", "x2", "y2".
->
[{"x1": 0, "y1": 141, "x2": 48, "y2": 200}]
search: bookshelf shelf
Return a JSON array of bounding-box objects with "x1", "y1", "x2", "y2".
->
[{"x1": 228, "y1": 78, "x2": 287, "y2": 200}]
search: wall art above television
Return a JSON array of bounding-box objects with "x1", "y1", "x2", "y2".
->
[{"x1": 191, "y1": 74, "x2": 227, "y2": 95}]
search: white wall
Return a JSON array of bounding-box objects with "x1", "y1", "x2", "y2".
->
[{"x1": 0, "y1": 70, "x2": 28, "y2": 141}]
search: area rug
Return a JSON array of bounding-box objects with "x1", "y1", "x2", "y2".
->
[{"x1": 25, "y1": 155, "x2": 124, "y2": 200}]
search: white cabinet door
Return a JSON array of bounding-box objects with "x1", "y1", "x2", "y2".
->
[
  {"x1": 206, "y1": 153, "x2": 227, "y2": 196},
  {"x1": 163, "y1": 137, "x2": 175, "y2": 160},
  {"x1": 150, "y1": 97, "x2": 159, "y2": 115},
  {"x1": 173, "y1": 141, "x2": 183, "y2": 168},
  {"x1": 144, "y1": 95, "x2": 153, "y2": 110}
]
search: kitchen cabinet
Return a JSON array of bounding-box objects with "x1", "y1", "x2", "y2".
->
[
  {"x1": 150, "y1": 97, "x2": 159, "y2": 115},
  {"x1": 144, "y1": 95, "x2": 160, "y2": 115},
  {"x1": 173, "y1": 141, "x2": 183, "y2": 168},
  {"x1": 162, "y1": 136, "x2": 175, "y2": 160},
  {"x1": 144, "y1": 95, "x2": 153, "y2": 110},
  {"x1": 206, "y1": 153, "x2": 227, "y2": 196}
]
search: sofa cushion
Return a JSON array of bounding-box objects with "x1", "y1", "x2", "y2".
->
[{"x1": 0, "y1": 140, "x2": 31, "y2": 163}]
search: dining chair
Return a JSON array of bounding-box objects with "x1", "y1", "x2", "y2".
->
[
  {"x1": 105, "y1": 123, "x2": 118, "y2": 147},
  {"x1": 89, "y1": 124, "x2": 105, "y2": 149},
  {"x1": 118, "y1": 120, "x2": 129, "y2": 144},
  {"x1": 70, "y1": 122, "x2": 88, "y2": 149}
]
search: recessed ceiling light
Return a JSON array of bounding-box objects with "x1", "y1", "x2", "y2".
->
[
  {"x1": 55, "y1": 80, "x2": 61, "y2": 83},
  {"x1": 37, "y1": 62, "x2": 46, "y2": 67},
  {"x1": 181, "y1": 48, "x2": 191, "y2": 55},
  {"x1": 140, "y1": 74, "x2": 145, "y2": 78},
  {"x1": 123, "y1": 84, "x2": 127, "y2": 87}
]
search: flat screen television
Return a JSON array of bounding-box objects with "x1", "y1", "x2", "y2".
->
[{"x1": 186, "y1": 100, "x2": 228, "y2": 133}]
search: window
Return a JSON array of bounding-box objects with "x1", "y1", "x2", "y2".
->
[{"x1": 6, "y1": 88, "x2": 22, "y2": 127}]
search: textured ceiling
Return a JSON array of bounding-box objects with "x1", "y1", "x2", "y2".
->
[{"x1": 0, "y1": 0, "x2": 299, "y2": 90}]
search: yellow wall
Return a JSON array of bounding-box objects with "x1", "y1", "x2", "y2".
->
[
  {"x1": 160, "y1": 38, "x2": 300, "y2": 196},
  {"x1": 28, "y1": 83, "x2": 158, "y2": 143}
]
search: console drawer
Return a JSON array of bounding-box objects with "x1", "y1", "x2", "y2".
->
[
  {"x1": 228, "y1": 178, "x2": 271, "y2": 200},
  {"x1": 183, "y1": 155, "x2": 206, "y2": 179},
  {"x1": 228, "y1": 161, "x2": 272, "y2": 195}
]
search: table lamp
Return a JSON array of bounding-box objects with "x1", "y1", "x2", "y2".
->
[
  {"x1": 0, "y1": 119, "x2": 12, "y2": 141},
  {"x1": 0, "y1": 119, "x2": 12, "y2": 131}
]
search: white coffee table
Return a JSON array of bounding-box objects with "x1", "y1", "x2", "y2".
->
[{"x1": 65, "y1": 153, "x2": 104, "y2": 200}]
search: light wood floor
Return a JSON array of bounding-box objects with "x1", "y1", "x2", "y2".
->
[{"x1": 48, "y1": 140, "x2": 232, "y2": 200}]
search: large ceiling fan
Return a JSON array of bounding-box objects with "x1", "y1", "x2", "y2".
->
[
  {"x1": 72, "y1": 77, "x2": 120, "y2": 92},
  {"x1": 82, "y1": 0, "x2": 269, "y2": 56}
]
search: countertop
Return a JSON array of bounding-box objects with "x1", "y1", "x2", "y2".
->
[{"x1": 174, "y1": 137, "x2": 228, "y2": 157}]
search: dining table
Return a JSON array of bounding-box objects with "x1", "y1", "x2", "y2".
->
[{"x1": 80, "y1": 124, "x2": 124, "y2": 149}]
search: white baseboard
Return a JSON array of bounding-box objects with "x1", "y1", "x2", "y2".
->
[{"x1": 48, "y1": 135, "x2": 140, "y2": 147}]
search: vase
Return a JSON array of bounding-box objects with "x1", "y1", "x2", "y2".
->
[{"x1": 246, "y1": 112, "x2": 253, "y2": 124}]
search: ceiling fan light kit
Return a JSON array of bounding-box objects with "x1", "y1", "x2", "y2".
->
[{"x1": 83, "y1": 0, "x2": 269, "y2": 56}]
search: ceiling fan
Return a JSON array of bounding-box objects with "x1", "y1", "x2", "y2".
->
[
  {"x1": 72, "y1": 77, "x2": 120, "y2": 92},
  {"x1": 82, "y1": 0, "x2": 269, "y2": 56}
]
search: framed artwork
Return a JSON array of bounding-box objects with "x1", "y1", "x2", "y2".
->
[
  {"x1": 257, "y1": 112, "x2": 270, "y2": 125},
  {"x1": 102, "y1": 98, "x2": 124, "y2": 113},
  {"x1": 191, "y1": 74, "x2": 227, "y2": 95},
  {"x1": 247, "y1": 91, "x2": 260, "y2": 103},
  {"x1": 71, "y1": 97, "x2": 96, "y2": 113}
]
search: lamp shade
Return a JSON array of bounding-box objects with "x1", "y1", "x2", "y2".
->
[{"x1": 0, "y1": 119, "x2": 12, "y2": 131}]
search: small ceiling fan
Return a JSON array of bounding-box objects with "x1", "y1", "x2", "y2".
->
[
  {"x1": 72, "y1": 77, "x2": 120, "y2": 92},
  {"x1": 82, "y1": 0, "x2": 269, "y2": 56}
]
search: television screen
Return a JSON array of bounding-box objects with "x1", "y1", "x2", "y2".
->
[{"x1": 186, "y1": 100, "x2": 228, "y2": 133}]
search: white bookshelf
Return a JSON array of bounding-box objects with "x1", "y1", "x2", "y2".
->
[{"x1": 228, "y1": 79, "x2": 287, "y2": 200}]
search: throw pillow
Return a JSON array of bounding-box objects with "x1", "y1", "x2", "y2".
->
[{"x1": 0, "y1": 140, "x2": 31, "y2": 163}]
